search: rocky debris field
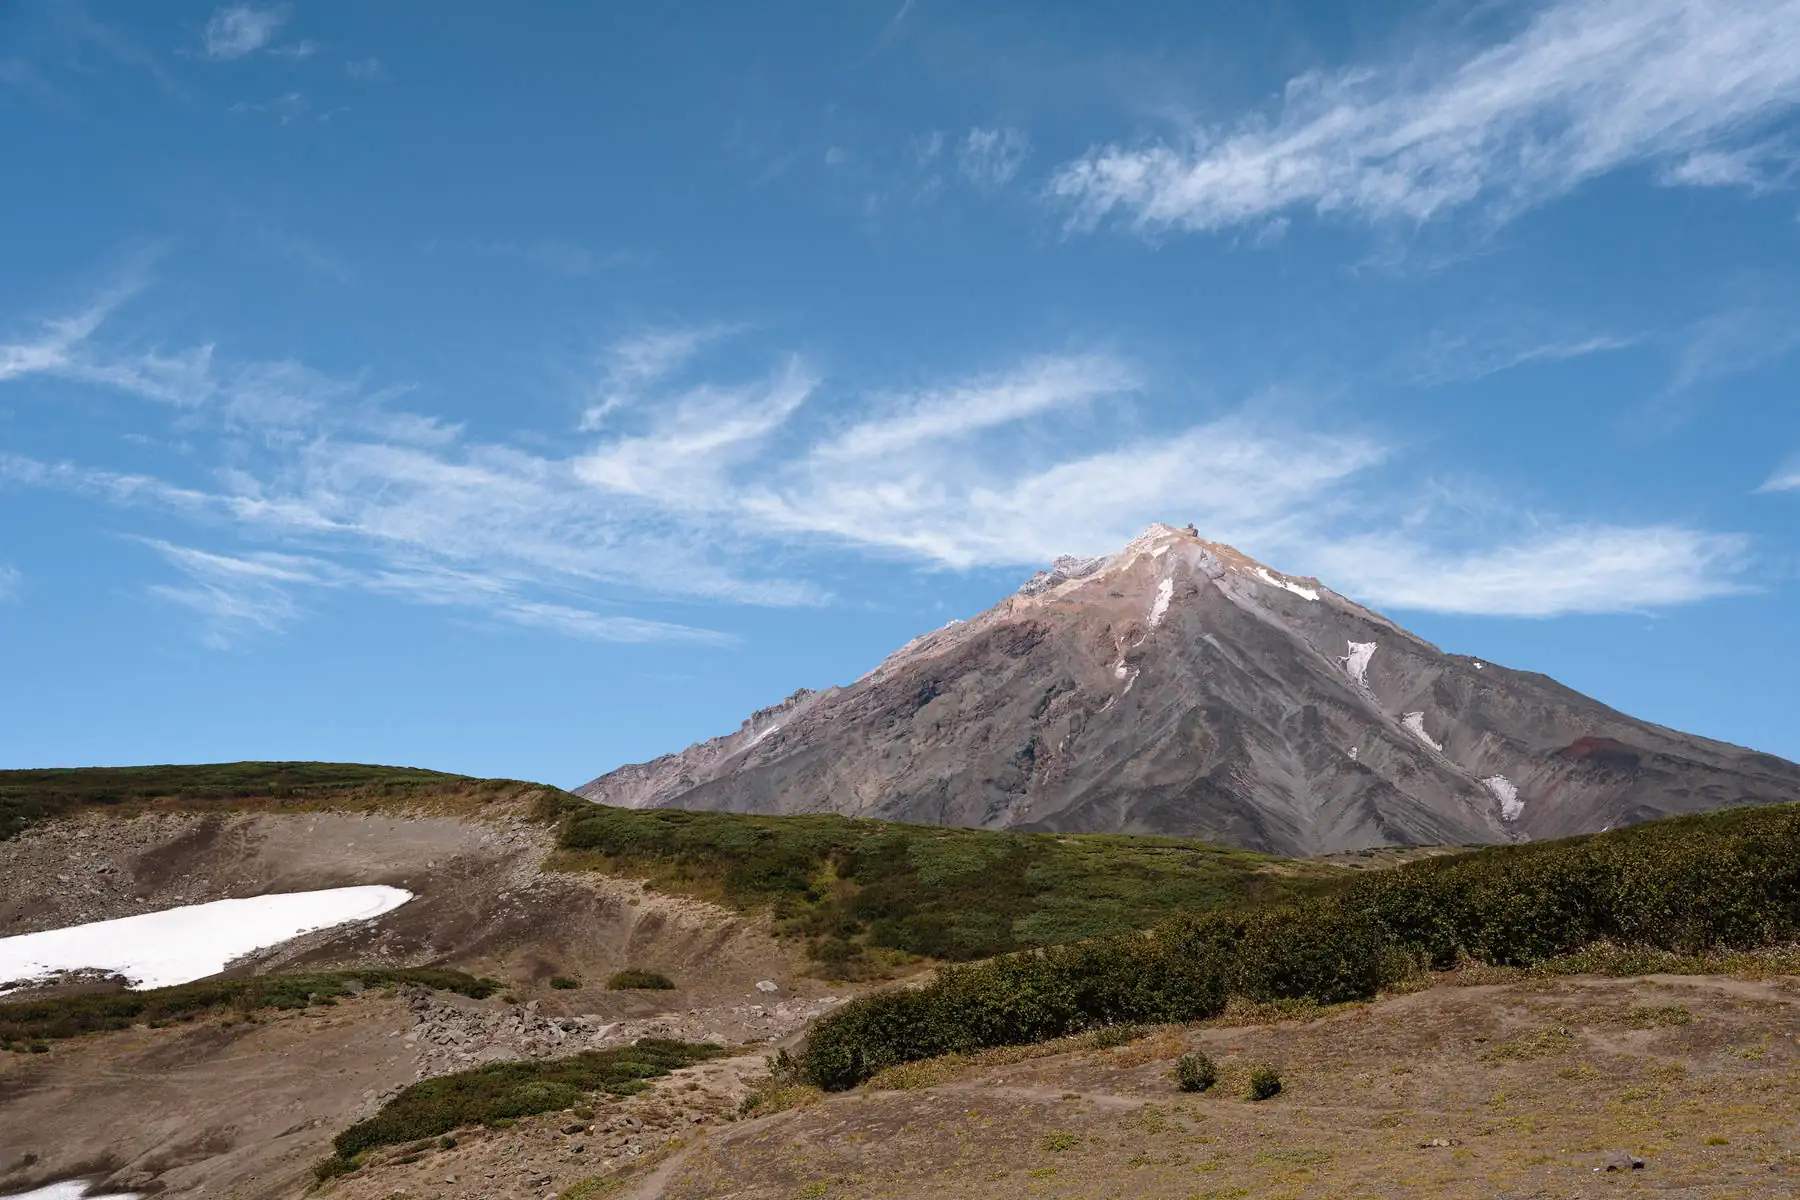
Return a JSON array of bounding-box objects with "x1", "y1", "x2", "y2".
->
[{"x1": 400, "y1": 984, "x2": 845, "y2": 1079}]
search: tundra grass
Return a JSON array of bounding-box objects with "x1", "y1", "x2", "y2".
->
[
  {"x1": 0, "y1": 967, "x2": 498, "y2": 1047},
  {"x1": 0, "y1": 761, "x2": 561, "y2": 840},
  {"x1": 546, "y1": 801, "x2": 1346, "y2": 974}
]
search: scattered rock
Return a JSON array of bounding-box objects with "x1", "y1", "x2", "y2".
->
[
  {"x1": 1595, "y1": 1151, "x2": 1646, "y2": 1172},
  {"x1": 1419, "y1": 1138, "x2": 1461, "y2": 1148},
  {"x1": 755, "y1": 980, "x2": 779, "y2": 994}
]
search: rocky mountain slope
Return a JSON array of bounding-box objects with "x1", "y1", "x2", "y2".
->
[{"x1": 578, "y1": 524, "x2": 1800, "y2": 855}]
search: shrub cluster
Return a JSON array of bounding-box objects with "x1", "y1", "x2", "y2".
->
[
  {"x1": 555, "y1": 804, "x2": 1336, "y2": 974},
  {"x1": 322, "y1": 1039, "x2": 726, "y2": 1167},
  {"x1": 795, "y1": 802, "x2": 1800, "y2": 1089},
  {"x1": 0, "y1": 968, "x2": 497, "y2": 1048},
  {"x1": 606, "y1": 969, "x2": 675, "y2": 990}
]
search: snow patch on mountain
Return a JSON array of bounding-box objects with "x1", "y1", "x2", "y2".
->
[
  {"x1": 1342, "y1": 641, "x2": 1376, "y2": 687},
  {"x1": 1254, "y1": 566, "x2": 1319, "y2": 601},
  {"x1": 1149, "y1": 577, "x2": 1174, "y2": 628},
  {"x1": 1402, "y1": 711, "x2": 1444, "y2": 753},
  {"x1": 1483, "y1": 774, "x2": 1524, "y2": 821}
]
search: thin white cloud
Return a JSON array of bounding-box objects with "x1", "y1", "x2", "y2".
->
[
  {"x1": 1407, "y1": 327, "x2": 1639, "y2": 386},
  {"x1": 498, "y1": 602, "x2": 735, "y2": 645},
  {"x1": 959, "y1": 126, "x2": 1031, "y2": 190},
  {"x1": 346, "y1": 57, "x2": 387, "y2": 83},
  {"x1": 0, "y1": 281, "x2": 1758, "y2": 628},
  {"x1": 1309, "y1": 526, "x2": 1751, "y2": 617},
  {"x1": 269, "y1": 39, "x2": 319, "y2": 61},
  {"x1": 1759, "y1": 455, "x2": 1800, "y2": 492},
  {"x1": 579, "y1": 324, "x2": 738, "y2": 431},
  {"x1": 1051, "y1": 0, "x2": 1800, "y2": 235},
  {"x1": 575, "y1": 358, "x2": 816, "y2": 504},
  {"x1": 202, "y1": 5, "x2": 289, "y2": 61},
  {"x1": 139, "y1": 539, "x2": 339, "y2": 647},
  {"x1": 813, "y1": 353, "x2": 1135, "y2": 461},
  {"x1": 0, "y1": 565, "x2": 19, "y2": 603}
]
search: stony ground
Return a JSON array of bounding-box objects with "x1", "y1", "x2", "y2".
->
[{"x1": 325, "y1": 970, "x2": 1800, "y2": 1200}]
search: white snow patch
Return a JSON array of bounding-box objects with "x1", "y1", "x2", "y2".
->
[
  {"x1": 1348, "y1": 746, "x2": 1359, "y2": 761},
  {"x1": 747, "y1": 722, "x2": 782, "y2": 746},
  {"x1": 0, "y1": 886, "x2": 413, "y2": 994},
  {"x1": 1483, "y1": 775, "x2": 1525, "y2": 821},
  {"x1": 3, "y1": 1186, "x2": 139, "y2": 1200},
  {"x1": 1121, "y1": 668, "x2": 1140, "y2": 695},
  {"x1": 1149, "y1": 577, "x2": 1174, "y2": 628},
  {"x1": 1473, "y1": 661, "x2": 1484, "y2": 670},
  {"x1": 1112, "y1": 657, "x2": 1130, "y2": 680},
  {"x1": 1401, "y1": 711, "x2": 1444, "y2": 753},
  {"x1": 1254, "y1": 566, "x2": 1319, "y2": 601},
  {"x1": 1342, "y1": 641, "x2": 1376, "y2": 687}
]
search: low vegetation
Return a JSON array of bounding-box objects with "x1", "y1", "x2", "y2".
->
[
  {"x1": 1175, "y1": 1051, "x2": 1217, "y2": 1093},
  {"x1": 318, "y1": 1039, "x2": 727, "y2": 1173},
  {"x1": 0, "y1": 968, "x2": 498, "y2": 1048},
  {"x1": 606, "y1": 969, "x2": 675, "y2": 990},
  {"x1": 0, "y1": 761, "x2": 538, "y2": 840},
  {"x1": 1247, "y1": 1063, "x2": 1283, "y2": 1101},
  {"x1": 796, "y1": 801, "x2": 1800, "y2": 1088},
  {"x1": 548, "y1": 802, "x2": 1343, "y2": 975}
]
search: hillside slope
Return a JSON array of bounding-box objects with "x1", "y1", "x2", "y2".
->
[{"x1": 578, "y1": 524, "x2": 1800, "y2": 855}]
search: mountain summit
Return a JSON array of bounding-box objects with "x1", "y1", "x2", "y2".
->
[{"x1": 577, "y1": 524, "x2": 1800, "y2": 855}]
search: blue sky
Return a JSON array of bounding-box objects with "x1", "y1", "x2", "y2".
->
[{"x1": 2, "y1": 0, "x2": 1798, "y2": 787}]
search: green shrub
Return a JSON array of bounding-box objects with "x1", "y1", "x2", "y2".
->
[
  {"x1": 1247, "y1": 1063, "x2": 1282, "y2": 1101},
  {"x1": 606, "y1": 969, "x2": 674, "y2": 990},
  {"x1": 324, "y1": 1039, "x2": 725, "y2": 1165},
  {"x1": 1175, "y1": 1052, "x2": 1217, "y2": 1093},
  {"x1": 0, "y1": 968, "x2": 499, "y2": 1046},
  {"x1": 549, "y1": 976, "x2": 580, "y2": 990},
  {"x1": 794, "y1": 802, "x2": 1800, "y2": 1089},
  {"x1": 554, "y1": 804, "x2": 1338, "y2": 970}
]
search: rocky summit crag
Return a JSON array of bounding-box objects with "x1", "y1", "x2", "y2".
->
[{"x1": 578, "y1": 524, "x2": 1800, "y2": 855}]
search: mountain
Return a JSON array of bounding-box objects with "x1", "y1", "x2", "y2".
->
[{"x1": 576, "y1": 524, "x2": 1800, "y2": 855}]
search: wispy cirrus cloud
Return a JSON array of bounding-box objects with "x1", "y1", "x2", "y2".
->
[
  {"x1": 202, "y1": 5, "x2": 289, "y2": 61},
  {"x1": 958, "y1": 126, "x2": 1031, "y2": 190},
  {"x1": 0, "y1": 278, "x2": 1757, "y2": 639},
  {"x1": 1309, "y1": 526, "x2": 1750, "y2": 618},
  {"x1": 1406, "y1": 325, "x2": 1640, "y2": 386},
  {"x1": 0, "y1": 565, "x2": 20, "y2": 603},
  {"x1": 345, "y1": 57, "x2": 387, "y2": 83},
  {"x1": 578, "y1": 324, "x2": 738, "y2": 431},
  {"x1": 1760, "y1": 455, "x2": 1800, "y2": 493},
  {"x1": 1051, "y1": 0, "x2": 1800, "y2": 236}
]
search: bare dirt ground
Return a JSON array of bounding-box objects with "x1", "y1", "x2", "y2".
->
[
  {"x1": 314, "y1": 971, "x2": 1800, "y2": 1200},
  {"x1": 0, "y1": 806, "x2": 839, "y2": 1200},
  {"x1": 644, "y1": 972, "x2": 1800, "y2": 1200},
  {"x1": 0, "y1": 808, "x2": 803, "y2": 1007}
]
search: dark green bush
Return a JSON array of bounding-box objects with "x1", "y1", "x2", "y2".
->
[
  {"x1": 795, "y1": 802, "x2": 1800, "y2": 1089},
  {"x1": 549, "y1": 976, "x2": 580, "y2": 990},
  {"x1": 1247, "y1": 1063, "x2": 1282, "y2": 1101},
  {"x1": 0, "y1": 968, "x2": 499, "y2": 1045},
  {"x1": 606, "y1": 969, "x2": 674, "y2": 990},
  {"x1": 325, "y1": 1039, "x2": 725, "y2": 1163},
  {"x1": 1175, "y1": 1052, "x2": 1217, "y2": 1093}
]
